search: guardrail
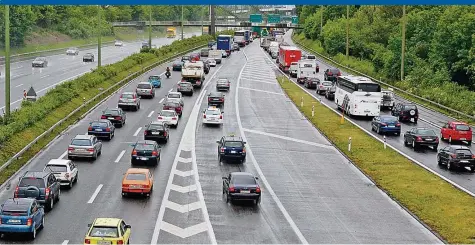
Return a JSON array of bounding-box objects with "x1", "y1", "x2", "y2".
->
[
  {"x1": 291, "y1": 35, "x2": 475, "y2": 121},
  {"x1": 0, "y1": 43, "x2": 207, "y2": 174}
]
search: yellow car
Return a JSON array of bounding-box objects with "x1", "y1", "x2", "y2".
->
[{"x1": 84, "y1": 218, "x2": 131, "y2": 245}]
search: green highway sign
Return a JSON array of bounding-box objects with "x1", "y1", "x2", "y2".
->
[
  {"x1": 267, "y1": 14, "x2": 281, "y2": 23},
  {"x1": 292, "y1": 16, "x2": 299, "y2": 24},
  {"x1": 250, "y1": 14, "x2": 263, "y2": 23}
]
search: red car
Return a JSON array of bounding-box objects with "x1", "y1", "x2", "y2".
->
[
  {"x1": 162, "y1": 101, "x2": 183, "y2": 117},
  {"x1": 190, "y1": 53, "x2": 200, "y2": 61},
  {"x1": 441, "y1": 121, "x2": 472, "y2": 145}
]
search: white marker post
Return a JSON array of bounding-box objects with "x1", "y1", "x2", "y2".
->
[
  {"x1": 348, "y1": 137, "x2": 352, "y2": 152},
  {"x1": 383, "y1": 135, "x2": 387, "y2": 149},
  {"x1": 300, "y1": 97, "x2": 303, "y2": 107},
  {"x1": 312, "y1": 105, "x2": 315, "y2": 117}
]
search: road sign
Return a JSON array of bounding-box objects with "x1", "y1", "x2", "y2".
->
[
  {"x1": 267, "y1": 14, "x2": 281, "y2": 23},
  {"x1": 261, "y1": 28, "x2": 269, "y2": 36},
  {"x1": 250, "y1": 14, "x2": 262, "y2": 23},
  {"x1": 292, "y1": 16, "x2": 299, "y2": 24}
]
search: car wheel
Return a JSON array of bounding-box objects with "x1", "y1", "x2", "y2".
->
[
  {"x1": 48, "y1": 198, "x2": 54, "y2": 211},
  {"x1": 395, "y1": 132, "x2": 400, "y2": 136},
  {"x1": 67, "y1": 155, "x2": 73, "y2": 160},
  {"x1": 437, "y1": 155, "x2": 442, "y2": 165},
  {"x1": 468, "y1": 140, "x2": 472, "y2": 146},
  {"x1": 404, "y1": 137, "x2": 409, "y2": 146},
  {"x1": 56, "y1": 189, "x2": 60, "y2": 202},
  {"x1": 414, "y1": 119, "x2": 418, "y2": 124},
  {"x1": 31, "y1": 225, "x2": 36, "y2": 239},
  {"x1": 255, "y1": 197, "x2": 261, "y2": 205},
  {"x1": 376, "y1": 127, "x2": 381, "y2": 134},
  {"x1": 134, "y1": 106, "x2": 138, "y2": 111},
  {"x1": 69, "y1": 181, "x2": 73, "y2": 189},
  {"x1": 447, "y1": 161, "x2": 453, "y2": 171},
  {"x1": 74, "y1": 174, "x2": 78, "y2": 183},
  {"x1": 412, "y1": 140, "x2": 416, "y2": 150},
  {"x1": 92, "y1": 152, "x2": 97, "y2": 160},
  {"x1": 39, "y1": 216, "x2": 44, "y2": 229},
  {"x1": 470, "y1": 167, "x2": 475, "y2": 173}
]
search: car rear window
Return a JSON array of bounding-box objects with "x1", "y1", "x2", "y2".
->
[
  {"x1": 91, "y1": 122, "x2": 108, "y2": 127},
  {"x1": 306, "y1": 55, "x2": 316, "y2": 59},
  {"x1": 126, "y1": 173, "x2": 147, "y2": 180},
  {"x1": 164, "y1": 102, "x2": 178, "y2": 107},
  {"x1": 416, "y1": 129, "x2": 436, "y2": 136},
  {"x1": 71, "y1": 139, "x2": 92, "y2": 146},
  {"x1": 19, "y1": 178, "x2": 45, "y2": 188},
  {"x1": 404, "y1": 105, "x2": 417, "y2": 110},
  {"x1": 209, "y1": 92, "x2": 222, "y2": 97},
  {"x1": 217, "y1": 79, "x2": 228, "y2": 83},
  {"x1": 103, "y1": 110, "x2": 119, "y2": 116},
  {"x1": 330, "y1": 68, "x2": 340, "y2": 73},
  {"x1": 46, "y1": 165, "x2": 67, "y2": 172},
  {"x1": 161, "y1": 111, "x2": 175, "y2": 117},
  {"x1": 168, "y1": 93, "x2": 180, "y2": 98},
  {"x1": 224, "y1": 141, "x2": 242, "y2": 147},
  {"x1": 121, "y1": 94, "x2": 133, "y2": 99},
  {"x1": 206, "y1": 110, "x2": 220, "y2": 115},
  {"x1": 179, "y1": 83, "x2": 191, "y2": 87},
  {"x1": 381, "y1": 117, "x2": 397, "y2": 123},
  {"x1": 232, "y1": 175, "x2": 256, "y2": 185},
  {"x1": 149, "y1": 124, "x2": 164, "y2": 130},
  {"x1": 1, "y1": 204, "x2": 29, "y2": 216},
  {"x1": 135, "y1": 144, "x2": 155, "y2": 151},
  {"x1": 137, "y1": 84, "x2": 151, "y2": 89},
  {"x1": 456, "y1": 125, "x2": 471, "y2": 131},
  {"x1": 89, "y1": 227, "x2": 119, "y2": 238}
]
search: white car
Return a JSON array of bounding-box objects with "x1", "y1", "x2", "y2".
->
[
  {"x1": 157, "y1": 110, "x2": 179, "y2": 127},
  {"x1": 66, "y1": 47, "x2": 79, "y2": 55},
  {"x1": 115, "y1": 40, "x2": 123, "y2": 47},
  {"x1": 202, "y1": 107, "x2": 223, "y2": 125},
  {"x1": 43, "y1": 159, "x2": 78, "y2": 189},
  {"x1": 207, "y1": 58, "x2": 217, "y2": 67},
  {"x1": 166, "y1": 92, "x2": 184, "y2": 106},
  {"x1": 289, "y1": 62, "x2": 298, "y2": 78}
]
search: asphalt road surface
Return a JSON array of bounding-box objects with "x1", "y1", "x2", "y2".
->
[
  {"x1": 0, "y1": 38, "x2": 441, "y2": 244},
  {"x1": 283, "y1": 30, "x2": 475, "y2": 196}
]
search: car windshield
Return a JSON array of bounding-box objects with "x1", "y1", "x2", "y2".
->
[
  {"x1": 71, "y1": 139, "x2": 92, "y2": 146},
  {"x1": 416, "y1": 129, "x2": 436, "y2": 136},
  {"x1": 381, "y1": 117, "x2": 397, "y2": 123},
  {"x1": 135, "y1": 144, "x2": 155, "y2": 151},
  {"x1": 322, "y1": 82, "x2": 332, "y2": 86},
  {"x1": 168, "y1": 93, "x2": 180, "y2": 98},
  {"x1": 126, "y1": 173, "x2": 147, "y2": 180},
  {"x1": 103, "y1": 110, "x2": 119, "y2": 116},
  {"x1": 149, "y1": 76, "x2": 159, "y2": 80},
  {"x1": 18, "y1": 178, "x2": 45, "y2": 188},
  {"x1": 91, "y1": 122, "x2": 108, "y2": 127},
  {"x1": 224, "y1": 141, "x2": 242, "y2": 147},
  {"x1": 46, "y1": 165, "x2": 67, "y2": 172},
  {"x1": 232, "y1": 175, "x2": 256, "y2": 185},
  {"x1": 404, "y1": 105, "x2": 417, "y2": 110},
  {"x1": 137, "y1": 84, "x2": 151, "y2": 89},
  {"x1": 149, "y1": 124, "x2": 164, "y2": 130},
  {"x1": 89, "y1": 227, "x2": 119, "y2": 238},
  {"x1": 34, "y1": 58, "x2": 43, "y2": 61},
  {"x1": 161, "y1": 111, "x2": 175, "y2": 117},
  {"x1": 456, "y1": 125, "x2": 471, "y2": 131},
  {"x1": 209, "y1": 92, "x2": 222, "y2": 97},
  {"x1": 206, "y1": 110, "x2": 220, "y2": 115}
]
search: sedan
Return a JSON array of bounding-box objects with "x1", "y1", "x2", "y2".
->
[
  {"x1": 163, "y1": 101, "x2": 183, "y2": 117},
  {"x1": 66, "y1": 47, "x2": 79, "y2": 55},
  {"x1": 144, "y1": 121, "x2": 170, "y2": 143},
  {"x1": 67, "y1": 134, "x2": 102, "y2": 160},
  {"x1": 315, "y1": 81, "x2": 333, "y2": 94},
  {"x1": 172, "y1": 60, "x2": 183, "y2": 71},
  {"x1": 87, "y1": 120, "x2": 115, "y2": 140},
  {"x1": 324, "y1": 68, "x2": 341, "y2": 81},
  {"x1": 166, "y1": 92, "x2": 184, "y2": 106},
  {"x1": 207, "y1": 91, "x2": 225, "y2": 107},
  {"x1": 404, "y1": 128, "x2": 439, "y2": 151},
  {"x1": 122, "y1": 168, "x2": 153, "y2": 197},
  {"x1": 157, "y1": 110, "x2": 179, "y2": 127},
  {"x1": 131, "y1": 140, "x2": 161, "y2": 165},
  {"x1": 222, "y1": 172, "x2": 261, "y2": 205},
  {"x1": 83, "y1": 53, "x2": 95, "y2": 62},
  {"x1": 101, "y1": 108, "x2": 126, "y2": 127},
  {"x1": 216, "y1": 79, "x2": 230, "y2": 91},
  {"x1": 206, "y1": 58, "x2": 217, "y2": 67},
  {"x1": 115, "y1": 40, "x2": 124, "y2": 46},
  {"x1": 177, "y1": 82, "x2": 194, "y2": 96},
  {"x1": 371, "y1": 115, "x2": 401, "y2": 135},
  {"x1": 303, "y1": 78, "x2": 320, "y2": 89},
  {"x1": 232, "y1": 43, "x2": 240, "y2": 51},
  {"x1": 32, "y1": 57, "x2": 47, "y2": 67},
  {"x1": 437, "y1": 145, "x2": 475, "y2": 172}
]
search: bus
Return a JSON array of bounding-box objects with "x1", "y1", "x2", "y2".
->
[
  {"x1": 335, "y1": 75, "x2": 382, "y2": 117},
  {"x1": 233, "y1": 30, "x2": 246, "y2": 47}
]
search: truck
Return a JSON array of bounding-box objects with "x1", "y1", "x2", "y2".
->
[
  {"x1": 275, "y1": 34, "x2": 284, "y2": 44},
  {"x1": 268, "y1": 41, "x2": 279, "y2": 54},
  {"x1": 209, "y1": 50, "x2": 222, "y2": 64},
  {"x1": 217, "y1": 35, "x2": 232, "y2": 56},
  {"x1": 278, "y1": 46, "x2": 302, "y2": 73},
  {"x1": 244, "y1": 30, "x2": 250, "y2": 44},
  {"x1": 181, "y1": 61, "x2": 205, "y2": 88},
  {"x1": 297, "y1": 60, "x2": 318, "y2": 83},
  {"x1": 381, "y1": 88, "x2": 395, "y2": 110},
  {"x1": 166, "y1": 27, "x2": 176, "y2": 38},
  {"x1": 234, "y1": 30, "x2": 246, "y2": 47}
]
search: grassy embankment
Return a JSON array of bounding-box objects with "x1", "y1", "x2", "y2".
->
[{"x1": 277, "y1": 75, "x2": 475, "y2": 243}]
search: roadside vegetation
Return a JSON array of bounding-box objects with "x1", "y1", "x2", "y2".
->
[
  {"x1": 296, "y1": 5, "x2": 475, "y2": 121},
  {"x1": 278, "y1": 75, "x2": 475, "y2": 243}
]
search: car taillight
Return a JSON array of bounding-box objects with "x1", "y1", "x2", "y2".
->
[
  {"x1": 150, "y1": 90, "x2": 153, "y2": 94},
  {"x1": 87, "y1": 148, "x2": 94, "y2": 152},
  {"x1": 204, "y1": 114, "x2": 206, "y2": 118},
  {"x1": 117, "y1": 240, "x2": 124, "y2": 245},
  {"x1": 14, "y1": 187, "x2": 19, "y2": 197},
  {"x1": 115, "y1": 116, "x2": 121, "y2": 120},
  {"x1": 435, "y1": 137, "x2": 439, "y2": 142},
  {"x1": 106, "y1": 128, "x2": 111, "y2": 132},
  {"x1": 472, "y1": 155, "x2": 475, "y2": 159},
  {"x1": 400, "y1": 111, "x2": 404, "y2": 115},
  {"x1": 256, "y1": 187, "x2": 261, "y2": 193},
  {"x1": 219, "y1": 115, "x2": 222, "y2": 119},
  {"x1": 68, "y1": 147, "x2": 74, "y2": 151},
  {"x1": 242, "y1": 148, "x2": 246, "y2": 153},
  {"x1": 396, "y1": 123, "x2": 401, "y2": 127},
  {"x1": 220, "y1": 98, "x2": 224, "y2": 102},
  {"x1": 208, "y1": 98, "x2": 212, "y2": 102},
  {"x1": 144, "y1": 131, "x2": 149, "y2": 135},
  {"x1": 101, "y1": 115, "x2": 107, "y2": 119},
  {"x1": 163, "y1": 132, "x2": 167, "y2": 137},
  {"x1": 220, "y1": 147, "x2": 225, "y2": 153},
  {"x1": 416, "y1": 137, "x2": 422, "y2": 142},
  {"x1": 132, "y1": 150, "x2": 137, "y2": 156},
  {"x1": 122, "y1": 184, "x2": 129, "y2": 188},
  {"x1": 228, "y1": 186, "x2": 235, "y2": 192},
  {"x1": 85, "y1": 239, "x2": 91, "y2": 244},
  {"x1": 172, "y1": 117, "x2": 177, "y2": 120},
  {"x1": 152, "y1": 151, "x2": 158, "y2": 156},
  {"x1": 158, "y1": 116, "x2": 163, "y2": 119},
  {"x1": 45, "y1": 188, "x2": 50, "y2": 198},
  {"x1": 338, "y1": 72, "x2": 341, "y2": 76},
  {"x1": 88, "y1": 126, "x2": 92, "y2": 131},
  {"x1": 451, "y1": 153, "x2": 457, "y2": 158},
  {"x1": 27, "y1": 218, "x2": 32, "y2": 226}
]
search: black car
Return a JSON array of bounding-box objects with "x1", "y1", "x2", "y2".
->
[
  {"x1": 32, "y1": 57, "x2": 47, "y2": 67},
  {"x1": 391, "y1": 103, "x2": 419, "y2": 123},
  {"x1": 144, "y1": 121, "x2": 170, "y2": 143},
  {"x1": 216, "y1": 79, "x2": 230, "y2": 91},
  {"x1": 222, "y1": 172, "x2": 260, "y2": 205},
  {"x1": 131, "y1": 140, "x2": 161, "y2": 165},
  {"x1": 437, "y1": 145, "x2": 475, "y2": 172},
  {"x1": 232, "y1": 43, "x2": 240, "y2": 51},
  {"x1": 325, "y1": 85, "x2": 336, "y2": 100},
  {"x1": 177, "y1": 82, "x2": 194, "y2": 96},
  {"x1": 101, "y1": 108, "x2": 126, "y2": 127},
  {"x1": 203, "y1": 62, "x2": 210, "y2": 74},
  {"x1": 172, "y1": 60, "x2": 183, "y2": 71},
  {"x1": 404, "y1": 128, "x2": 439, "y2": 151},
  {"x1": 14, "y1": 171, "x2": 61, "y2": 211},
  {"x1": 207, "y1": 91, "x2": 225, "y2": 107},
  {"x1": 216, "y1": 135, "x2": 246, "y2": 163},
  {"x1": 181, "y1": 55, "x2": 190, "y2": 63},
  {"x1": 304, "y1": 78, "x2": 320, "y2": 89},
  {"x1": 83, "y1": 53, "x2": 95, "y2": 62},
  {"x1": 324, "y1": 68, "x2": 341, "y2": 81}
]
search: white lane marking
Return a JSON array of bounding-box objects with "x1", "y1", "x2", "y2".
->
[
  {"x1": 174, "y1": 169, "x2": 194, "y2": 177},
  {"x1": 168, "y1": 88, "x2": 173, "y2": 93},
  {"x1": 59, "y1": 150, "x2": 68, "y2": 159},
  {"x1": 159, "y1": 98, "x2": 164, "y2": 103},
  {"x1": 238, "y1": 86, "x2": 285, "y2": 95},
  {"x1": 87, "y1": 184, "x2": 103, "y2": 204},
  {"x1": 62, "y1": 240, "x2": 69, "y2": 245},
  {"x1": 14, "y1": 84, "x2": 23, "y2": 88},
  {"x1": 133, "y1": 127, "x2": 142, "y2": 136},
  {"x1": 12, "y1": 73, "x2": 26, "y2": 79},
  {"x1": 40, "y1": 74, "x2": 50, "y2": 79},
  {"x1": 165, "y1": 200, "x2": 202, "y2": 213},
  {"x1": 238, "y1": 49, "x2": 309, "y2": 245},
  {"x1": 160, "y1": 222, "x2": 208, "y2": 239},
  {"x1": 241, "y1": 78, "x2": 277, "y2": 85},
  {"x1": 114, "y1": 150, "x2": 126, "y2": 163},
  {"x1": 169, "y1": 183, "x2": 197, "y2": 193},
  {"x1": 13, "y1": 65, "x2": 23, "y2": 70},
  {"x1": 242, "y1": 128, "x2": 335, "y2": 149},
  {"x1": 148, "y1": 111, "x2": 155, "y2": 117}
]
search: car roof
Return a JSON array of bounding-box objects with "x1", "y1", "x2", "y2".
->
[
  {"x1": 126, "y1": 168, "x2": 150, "y2": 174},
  {"x1": 223, "y1": 135, "x2": 243, "y2": 142},
  {"x1": 46, "y1": 159, "x2": 71, "y2": 166},
  {"x1": 73, "y1": 134, "x2": 94, "y2": 140},
  {"x1": 3, "y1": 198, "x2": 34, "y2": 207},
  {"x1": 24, "y1": 171, "x2": 49, "y2": 178},
  {"x1": 230, "y1": 172, "x2": 254, "y2": 177},
  {"x1": 450, "y1": 121, "x2": 468, "y2": 125},
  {"x1": 93, "y1": 218, "x2": 121, "y2": 227},
  {"x1": 209, "y1": 91, "x2": 223, "y2": 96}
]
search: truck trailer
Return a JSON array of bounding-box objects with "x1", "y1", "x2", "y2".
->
[
  {"x1": 217, "y1": 35, "x2": 232, "y2": 56},
  {"x1": 278, "y1": 46, "x2": 302, "y2": 73}
]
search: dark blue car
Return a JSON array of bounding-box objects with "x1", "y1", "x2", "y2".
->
[
  {"x1": 216, "y1": 135, "x2": 247, "y2": 163},
  {"x1": 0, "y1": 198, "x2": 45, "y2": 239},
  {"x1": 371, "y1": 115, "x2": 401, "y2": 135},
  {"x1": 88, "y1": 119, "x2": 115, "y2": 140}
]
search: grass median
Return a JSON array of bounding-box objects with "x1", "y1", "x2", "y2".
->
[{"x1": 278, "y1": 76, "x2": 475, "y2": 244}]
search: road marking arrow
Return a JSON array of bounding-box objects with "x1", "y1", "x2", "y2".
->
[
  {"x1": 177, "y1": 156, "x2": 192, "y2": 163},
  {"x1": 160, "y1": 222, "x2": 208, "y2": 238},
  {"x1": 174, "y1": 169, "x2": 194, "y2": 177},
  {"x1": 165, "y1": 200, "x2": 202, "y2": 213},
  {"x1": 170, "y1": 184, "x2": 197, "y2": 193}
]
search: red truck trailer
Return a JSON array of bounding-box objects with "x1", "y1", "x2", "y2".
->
[{"x1": 278, "y1": 46, "x2": 302, "y2": 73}]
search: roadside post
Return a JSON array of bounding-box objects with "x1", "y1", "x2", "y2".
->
[
  {"x1": 383, "y1": 135, "x2": 387, "y2": 149},
  {"x1": 312, "y1": 104, "x2": 315, "y2": 117},
  {"x1": 348, "y1": 137, "x2": 352, "y2": 152},
  {"x1": 300, "y1": 96, "x2": 303, "y2": 107}
]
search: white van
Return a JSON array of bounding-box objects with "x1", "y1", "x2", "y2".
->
[
  {"x1": 297, "y1": 60, "x2": 318, "y2": 83},
  {"x1": 289, "y1": 62, "x2": 298, "y2": 77}
]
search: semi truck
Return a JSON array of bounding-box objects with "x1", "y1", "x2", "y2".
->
[
  {"x1": 233, "y1": 30, "x2": 246, "y2": 47},
  {"x1": 181, "y1": 61, "x2": 205, "y2": 88},
  {"x1": 166, "y1": 27, "x2": 176, "y2": 38},
  {"x1": 278, "y1": 46, "x2": 302, "y2": 73},
  {"x1": 244, "y1": 30, "x2": 250, "y2": 44},
  {"x1": 217, "y1": 35, "x2": 232, "y2": 56}
]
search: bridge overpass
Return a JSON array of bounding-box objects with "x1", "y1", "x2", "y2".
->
[{"x1": 111, "y1": 21, "x2": 302, "y2": 30}]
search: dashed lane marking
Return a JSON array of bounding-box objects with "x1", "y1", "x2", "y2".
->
[
  {"x1": 148, "y1": 111, "x2": 155, "y2": 117},
  {"x1": 87, "y1": 184, "x2": 103, "y2": 204},
  {"x1": 238, "y1": 86, "x2": 285, "y2": 95},
  {"x1": 114, "y1": 150, "x2": 126, "y2": 163},
  {"x1": 133, "y1": 127, "x2": 142, "y2": 137}
]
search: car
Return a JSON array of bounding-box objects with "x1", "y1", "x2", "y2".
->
[
  {"x1": 371, "y1": 115, "x2": 401, "y2": 135},
  {"x1": 207, "y1": 91, "x2": 225, "y2": 107},
  {"x1": 437, "y1": 145, "x2": 475, "y2": 172},
  {"x1": 136, "y1": 82, "x2": 155, "y2": 99},
  {"x1": 315, "y1": 80, "x2": 333, "y2": 94},
  {"x1": 221, "y1": 50, "x2": 228, "y2": 58},
  {"x1": 206, "y1": 58, "x2": 217, "y2": 67},
  {"x1": 203, "y1": 106, "x2": 223, "y2": 125},
  {"x1": 67, "y1": 134, "x2": 102, "y2": 160},
  {"x1": 66, "y1": 47, "x2": 79, "y2": 55},
  {"x1": 83, "y1": 53, "x2": 95, "y2": 62},
  {"x1": 190, "y1": 52, "x2": 201, "y2": 61},
  {"x1": 144, "y1": 121, "x2": 170, "y2": 143},
  {"x1": 216, "y1": 79, "x2": 230, "y2": 91},
  {"x1": 151, "y1": 44, "x2": 157, "y2": 49},
  {"x1": 122, "y1": 168, "x2": 154, "y2": 197},
  {"x1": 148, "y1": 75, "x2": 162, "y2": 88},
  {"x1": 172, "y1": 60, "x2": 183, "y2": 71},
  {"x1": 114, "y1": 40, "x2": 123, "y2": 47},
  {"x1": 0, "y1": 198, "x2": 45, "y2": 239},
  {"x1": 181, "y1": 55, "x2": 190, "y2": 63},
  {"x1": 162, "y1": 101, "x2": 183, "y2": 117},
  {"x1": 441, "y1": 121, "x2": 473, "y2": 145},
  {"x1": 14, "y1": 171, "x2": 61, "y2": 211},
  {"x1": 303, "y1": 77, "x2": 320, "y2": 89},
  {"x1": 157, "y1": 110, "x2": 179, "y2": 128},
  {"x1": 222, "y1": 172, "x2": 261, "y2": 205},
  {"x1": 32, "y1": 57, "x2": 47, "y2": 67},
  {"x1": 141, "y1": 42, "x2": 149, "y2": 49},
  {"x1": 43, "y1": 159, "x2": 78, "y2": 189},
  {"x1": 203, "y1": 61, "x2": 210, "y2": 74},
  {"x1": 392, "y1": 103, "x2": 419, "y2": 123},
  {"x1": 88, "y1": 119, "x2": 115, "y2": 140},
  {"x1": 177, "y1": 82, "x2": 194, "y2": 96},
  {"x1": 325, "y1": 85, "x2": 336, "y2": 100},
  {"x1": 131, "y1": 140, "x2": 161, "y2": 165},
  {"x1": 324, "y1": 68, "x2": 341, "y2": 81},
  {"x1": 201, "y1": 48, "x2": 210, "y2": 57},
  {"x1": 118, "y1": 92, "x2": 141, "y2": 111},
  {"x1": 101, "y1": 108, "x2": 126, "y2": 127},
  {"x1": 216, "y1": 134, "x2": 246, "y2": 163},
  {"x1": 404, "y1": 128, "x2": 439, "y2": 151},
  {"x1": 166, "y1": 91, "x2": 184, "y2": 106},
  {"x1": 289, "y1": 62, "x2": 298, "y2": 77},
  {"x1": 232, "y1": 43, "x2": 240, "y2": 51},
  {"x1": 84, "y1": 218, "x2": 131, "y2": 244}
]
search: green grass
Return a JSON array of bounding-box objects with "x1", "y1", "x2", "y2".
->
[{"x1": 278, "y1": 76, "x2": 475, "y2": 244}]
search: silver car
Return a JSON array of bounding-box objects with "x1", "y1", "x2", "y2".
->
[
  {"x1": 216, "y1": 79, "x2": 230, "y2": 91},
  {"x1": 66, "y1": 47, "x2": 79, "y2": 55},
  {"x1": 166, "y1": 92, "x2": 184, "y2": 106},
  {"x1": 67, "y1": 135, "x2": 102, "y2": 160},
  {"x1": 136, "y1": 82, "x2": 155, "y2": 99},
  {"x1": 177, "y1": 82, "x2": 194, "y2": 96},
  {"x1": 316, "y1": 80, "x2": 334, "y2": 95},
  {"x1": 118, "y1": 92, "x2": 141, "y2": 111}
]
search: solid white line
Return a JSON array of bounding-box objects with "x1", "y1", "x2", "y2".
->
[
  {"x1": 159, "y1": 98, "x2": 164, "y2": 103},
  {"x1": 40, "y1": 74, "x2": 50, "y2": 79},
  {"x1": 238, "y1": 86, "x2": 284, "y2": 95},
  {"x1": 133, "y1": 127, "x2": 142, "y2": 136},
  {"x1": 148, "y1": 111, "x2": 154, "y2": 117},
  {"x1": 114, "y1": 150, "x2": 126, "y2": 163},
  {"x1": 238, "y1": 49, "x2": 309, "y2": 245},
  {"x1": 59, "y1": 150, "x2": 68, "y2": 159},
  {"x1": 243, "y1": 128, "x2": 334, "y2": 149},
  {"x1": 15, "y1": 84, "x2": 23, "y2": 88},
  {"x1": 241, "y1": 78, "x2": 278, "y2": 85},
  {"x1": 62, "y1": 240, "x2": 69, "y2": 245},
  {"x1": 87, "y1": 184, "x2": 103, "y2": 204}
]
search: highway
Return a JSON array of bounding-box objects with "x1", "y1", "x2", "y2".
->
[{"x1": 282, "y1": 31, "x2": 475, "y2": 195}]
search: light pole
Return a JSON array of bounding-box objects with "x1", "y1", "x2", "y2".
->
[
  {"x1": 97, "y1": 5, "x2": 102, "y2": 68},
  {"x1": 181, "y1": 6, "x2": 184, "y2": 40},
  {"x1": 4, "y1": 5, "x2": 10, "y2": 120},
  {"x1": 401, "y1": 5, "x2": 406, "y2": 81}
]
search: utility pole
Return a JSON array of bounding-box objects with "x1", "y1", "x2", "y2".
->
[
  {"x1": 346, "y1": 5, "x2": 349, "y2": 59},
  {"x1": 148, "y1": 6, "x2": 152, "y2": 48},
  {"x1": 181, "y1": 5, "x2": 184, "y2": 40},
  {"x1": 97, "y1": 6, "x2": 102, "y2": 68},
  {"x1": 4, "y1": 5, "x2": 10, "y2": 120},
  {"x1": 201, "y1": 6, "x2": 204, "y2": 35},
  {"x1": 210, "y1": 5, "x2": 216, "y2": 36},
  {"x1": 400, "y1": 5, "x2": 406, "y2": 81},
  {"x1": 320, "y1": 5, "x2": 323, "y2": 36}
]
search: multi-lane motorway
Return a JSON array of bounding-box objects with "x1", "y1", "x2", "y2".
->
[{"x1": 0, "y1": 35, "x2": 442, "y2": 243}]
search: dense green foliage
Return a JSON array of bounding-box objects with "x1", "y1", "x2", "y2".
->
[
  {"x1": 297, "y1": 5, "x2": 475, "y2": 117},
  {"x1": 0, "y1": 5, "x2": 209, "y2": 47}
]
